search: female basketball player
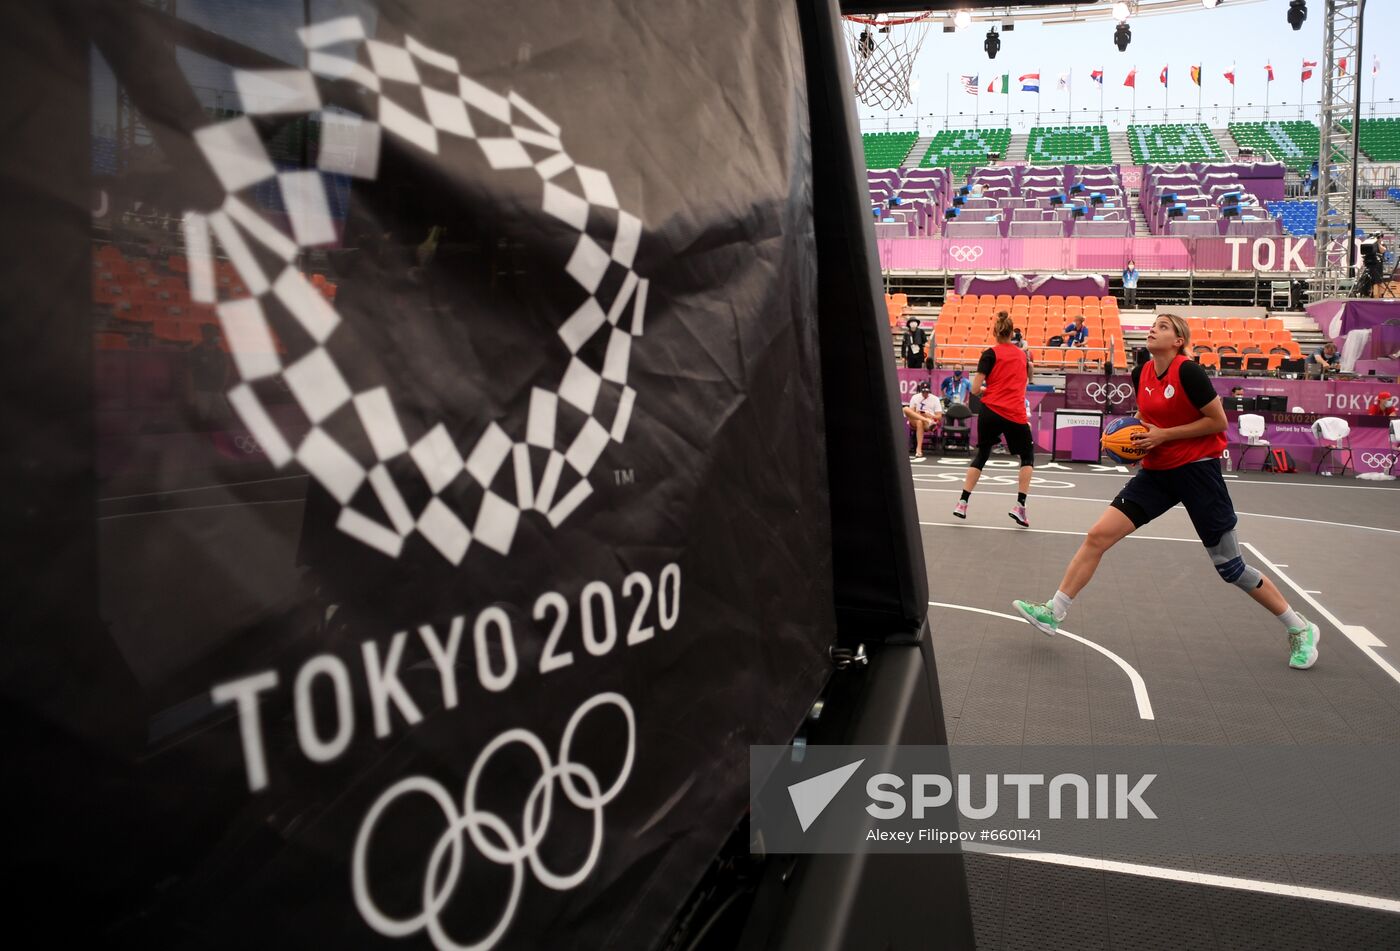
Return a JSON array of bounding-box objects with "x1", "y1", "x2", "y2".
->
[
  {"x1": 953, "y1": 311, "x2": 1035, "y2": 527},
  {"x1": 1013, "y1": 313, "x2": 1321, "y2": 669}
]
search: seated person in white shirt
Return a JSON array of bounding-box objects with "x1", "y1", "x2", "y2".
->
[{"x1": 904, "y1": 381, "x2": 942, "y2": 461}]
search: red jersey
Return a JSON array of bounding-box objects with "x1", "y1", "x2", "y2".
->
[
  {"x1": 1135, "y1": 355, "x2": 1226, "y2": 470},
  {"x1": 978, "y1": 343, "x2": 1029, "y2": 423}
]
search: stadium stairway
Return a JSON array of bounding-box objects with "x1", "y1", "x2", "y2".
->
[
  {"x1": 904, "y1": 133, "x2": 934, "y2": 167},
  {"x1": 1357, "y1": 198, "x2": 1400, "y2": 233},
  {"x1": 1216, "y1": 127, "x2": 1240, "y2": 160},
  {"x1": 1007, "y1": 131, "x2": 1029, "y2": 163},
  {"x1": 1108, "y1": 130, "x2": 1133, "y2": 166}
]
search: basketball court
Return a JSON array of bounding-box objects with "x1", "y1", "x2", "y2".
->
[{"x1": 914, "y1": 457, "x2": 1400, "y2": 949}]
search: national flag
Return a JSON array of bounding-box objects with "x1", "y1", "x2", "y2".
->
[
  {"x1": 1190, "y1": 65, "x2": 1201, "y2": 86},
  {"x1": 1159, "y1": 66, "x2": 1168, "y2": 86},
  {"x1": 1265, "y1": 62, "x2": 1275, "y2": 82},
  {"x1": 1339, "y1": 57, "x2": 1348, "y2": 75},
  {"x1": 1373, "y1": 56, "x2": 1380, "y2": 77},
  {"x1": 960, "y1": 74, "x2": 979, "y2": 95},
  {"x1": 987, "y1": 74, "x2": 1010, "y2": 93},
  {"x1": 1057, "y1": 70, "x2": 1071, "y2": 91},
  {"x1": 1223, "y1": 66, "x2": 1235, "y2": 85},
  {"x1": 1091, "y1": 69, "x2": 1104, "y2": 85},
  {"x1": 1019, "y1": 73, "x2": 1040, "y2": 92},
  {"x1": 1301, "y1": 60, "x2": 1316, "y2": 81},
  {"x1": 1124, "y1": 68, "x2": 1137, "y2": 88}
]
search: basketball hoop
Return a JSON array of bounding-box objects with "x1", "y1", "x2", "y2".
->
[{"x1": 842, "y1": 12, "x2": 934, "y2": 111}]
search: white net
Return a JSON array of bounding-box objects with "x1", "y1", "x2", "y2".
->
[{"x1": 843, "y1": 14, "x2": 933, "y2": 111}]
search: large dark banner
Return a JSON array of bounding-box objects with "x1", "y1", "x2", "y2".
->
[{"x1": 3, "y1": 1, "x2": 834, "y2": 946}]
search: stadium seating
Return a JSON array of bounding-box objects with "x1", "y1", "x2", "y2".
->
[
  {"x1": 1127, "y1": 123, "x2": 1226, "y2": 164},
  {"x1": 932, "y1": 294, "x2": 1125, "y2": 370},
  {"x1": 1262, "y1": 200, "x2": 1363, "y2": 238},
  {"x1": 1357, "y1": 118, "x2": 1400, "y2": 162},
  {"x1": 1389, "y1": 187, "x2": 1400, "y2": 203},
  {"x1": 919, "y1": 128, "x2": 1012, "y2": 178},
  {"x1": 93, "y1": 243, "x2": 332, "y2": 353},
  {"x1": 1026, "y1": 125, "x2": 1112, "y2": 165},
  {"x1": 1183, "y1": 315, "x2": 1302, "y2": 373},
  {"x1": 1227, "y1": 121, "x2": 1319, "y2": 173},
  {"x1": 862, "y1": 132, "x2": 919, "y2": 169}
]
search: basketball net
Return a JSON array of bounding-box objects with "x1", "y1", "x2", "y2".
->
[{"x1": 843, "y1": 13, "x2": 933, "y2": 112}]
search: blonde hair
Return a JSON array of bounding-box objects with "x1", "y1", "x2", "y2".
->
[
  {"x1": 1159, "y1": 313, "x2": 1191, "y2": 355},
  {"x1": 993, "y1": 310, "x2": 1014, "y2": 342}
]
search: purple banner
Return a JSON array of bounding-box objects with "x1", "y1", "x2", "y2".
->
[
  {"x1": 878, "y1": 235, "x2": 1315, "y2": 273},
  {"x1": 1227, "y1": 413, "x2": 1397, "y2": 475}
]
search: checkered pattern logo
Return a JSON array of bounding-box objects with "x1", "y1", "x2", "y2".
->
[{"x1": 182, "y1": 17, "x2": 648, "y2": 564}]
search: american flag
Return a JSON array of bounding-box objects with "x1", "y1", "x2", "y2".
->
[{"x1": 960, "y1": 74, "x2": 979, "y2": 95}]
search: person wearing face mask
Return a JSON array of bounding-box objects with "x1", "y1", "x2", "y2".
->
[
  {"x1": 941, "y1": 367, "x2": 972, "y2": 405},
  {"x1": 901, "y1": 317, "x2": 928, "y2": 370},
  {"x1": 1013, "y1": 313, "x2": 1321, "y2": 671}
]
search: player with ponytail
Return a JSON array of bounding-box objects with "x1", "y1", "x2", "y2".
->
[
  {"x1": 1014, "y1": 313, "x2": 1322, "y2": 670},
  {"x1": 954, "y1": 311, "x2": 1036, "y2": 526}
]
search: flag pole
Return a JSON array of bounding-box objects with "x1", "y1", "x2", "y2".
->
[
  {"x1": 1132, "y1": 67, "x2": 1137, "y2": 123},
  {"x1": 1265, "y1": 66, "x2": 1271, "y2": 118},
  {"x1": 1037, "y1": 66, "x2": 1042, "y2": 125},
  {"x1": 1100, "y1": 68, "x2": 1105, "y2": 123},
  {"x1": 1197, "y1": 61, "x2": 1203, "y2": 121},
  {"x1": 945, "y1": 72, "x2": 949, "y2": 129},
  {"x1": 1006, "y1": 75, "x2": 1011, "y2": 126}
]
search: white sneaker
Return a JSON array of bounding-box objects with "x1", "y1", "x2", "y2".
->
[{"x1": 911, "y1": 455, "x2": 925, "y2": 463}]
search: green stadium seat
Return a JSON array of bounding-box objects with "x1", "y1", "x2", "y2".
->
[
  {"x1": 862, "y1": 131, "x2": 919, "y2": 169},
  {"x1": 1027, "y1": 124, "x2": 1111, "y2": 165},
  {"x1": 918, "y1": 128, "x2": 1012, "y2": 179},
  {"x1": 1227, "y1": 121, "x2": 1321, "y2": 173},
  {"x1": 1127, "y1": 122, "x2": 1226, "y2": 164}
]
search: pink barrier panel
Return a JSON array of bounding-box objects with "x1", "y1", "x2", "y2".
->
[
  {"x1": 1191, "y1": 236, "x2": 1315, "y2": 272},
  {"x1": 877, "y1": 235, "x2": 1317, "y2": 273}
]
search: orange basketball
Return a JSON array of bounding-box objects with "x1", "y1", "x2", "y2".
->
[{"x1": 1101, "y1": 418, "x2": 1150, "y2": 464}]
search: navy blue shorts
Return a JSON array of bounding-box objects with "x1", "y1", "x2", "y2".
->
[{"x1": 1110, "y1": 459, "x2": 1238, "y2": 547}]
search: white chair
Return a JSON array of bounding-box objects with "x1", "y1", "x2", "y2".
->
[
  {"x1": 1389, "y1": 420, "x2": 1400, "y2": 476},
  {"x1": 1237, "y1": 413, "x2": 1269, "y2": 471},
  {"x1": 1311, "y1": 416, "x2": 1352, "y2": 476}
]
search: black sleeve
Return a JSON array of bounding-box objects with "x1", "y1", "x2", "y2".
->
[
  {"x1": 976, "y1": 348, "x2": 996, "y2": 376},
  {"x1": 1177, "y1": 359, "x2": 1218, "y2": 410}
]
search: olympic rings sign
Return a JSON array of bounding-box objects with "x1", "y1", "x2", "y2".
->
[
  {"x1": 946, "y1": 245, "x2": 985, "y2": 263},
  {"x1": 353, "y1": 692, "x2": 635, "y2": 950},
  {"x1": 1083, "y1": 382, "x2": 1134, "y2": 405},
  {"x1": 1360, "y1": 452, "x2": 1397, "y2": 470}
]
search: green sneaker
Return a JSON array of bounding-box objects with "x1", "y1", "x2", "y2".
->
[
  {"x1": 1013, "y1": 599, "x2": 1059, "y2": 636},
  {"x1": 1287, "y1": 618, "x2": 1320, "y2": 670}
]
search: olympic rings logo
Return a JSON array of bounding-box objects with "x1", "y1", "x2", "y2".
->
[
  {"x1": 1084, "y1": 382, "x2": 1134, "y2": 404},
  {"x1": 233, "y1": 434, "x2": 262, "y2": 454},
  {"x1": 1361, "y1": 452, "x2": 1397, "y2": 470},
  {"x1": 947, "y1": 245, "x2": 985, "y2": 263},
  {"x1": 352, "y1": 692, "x2": 634, "y2": 950}
]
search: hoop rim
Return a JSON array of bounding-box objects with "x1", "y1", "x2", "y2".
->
[{"x1": 841, "y1": 11, "x2": 936, "y2": 27}]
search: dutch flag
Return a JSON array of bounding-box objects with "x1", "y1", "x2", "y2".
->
[{"x1": 1020, "y1": 73, "x2": 1040, "y2": 92}]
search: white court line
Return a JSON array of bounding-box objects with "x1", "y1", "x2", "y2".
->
[
  {"x1": 99, "y1": 499, "x2": 304, "y2": 521},
  {"x1": 914, "y1": 487, "x2": 1400, "y2": 537},
  {"x1": 1243, "y1": 542, "x2": 1400, "y2": 687},
  {"x1": 961, "y1": 843, "x2": 1400, "y2": 914},
  {"x1": 100, "y1": 473, "x2": 309, "y2": 502},
  {"x1": 927, "y1": 601, "x2": 1155, "y2": 720},
  {"x1": 919, "y1": 520, "x2": 1197, "y2": 544},
  {"x1": 912, "y1": 470, "x2": 1400, "y2": 498}
]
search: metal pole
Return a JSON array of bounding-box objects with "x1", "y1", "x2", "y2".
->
[
  {"x1": 945, "y1": 72, "x2": 949, "y2": 129},
  {"x1": 1347, "y1": 0, "x2": 1366, "y2": 278}
]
